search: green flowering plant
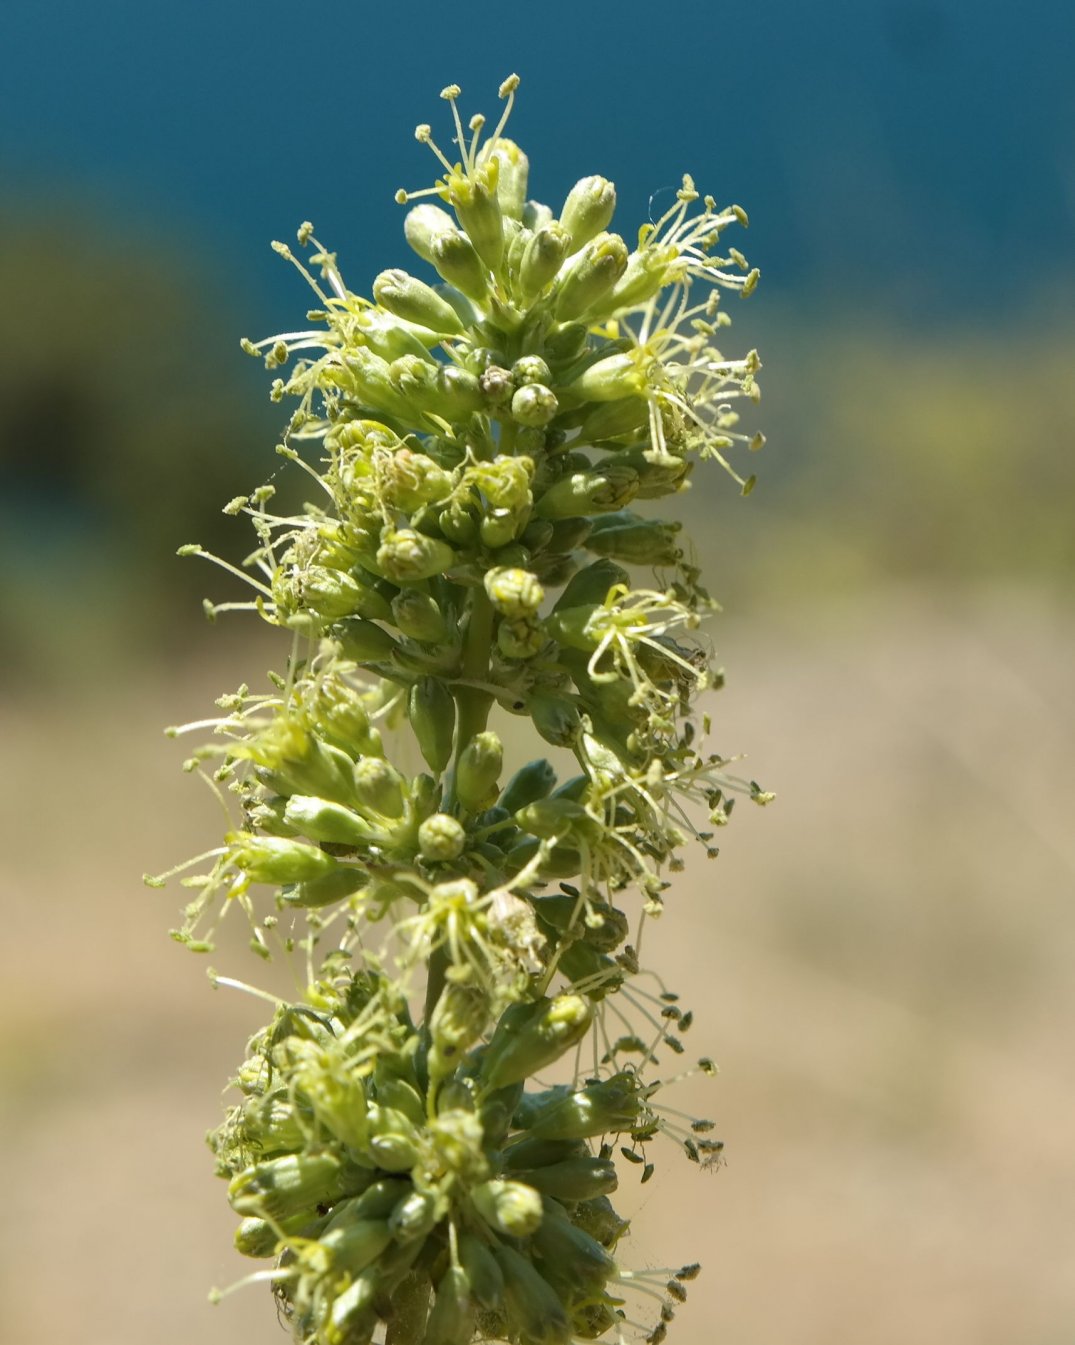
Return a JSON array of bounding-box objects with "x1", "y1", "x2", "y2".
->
[{"x1": 150, "y1": 75, "x2": 770, "y2": 1345}]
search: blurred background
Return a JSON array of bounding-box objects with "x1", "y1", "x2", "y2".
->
[{"x1": 1, "y1": 1, "x2": 1072, "y2": 1342}]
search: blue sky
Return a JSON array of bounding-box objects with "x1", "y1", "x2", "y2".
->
[{"x1": 3, "y1": 0, "x2": 1072, "y2": 330}]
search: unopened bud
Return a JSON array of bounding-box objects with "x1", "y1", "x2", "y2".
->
[
  {"x1": 418, "y1": 812, "x2": 466, "y2": 862},
  {"x1": 353, "y1": 757, "x2": 406, "y2": 818},
  {"x1": 536, "y1": 464, "x2": 640, "y2": 519},
  {"x1": 553, "y1": 231, "x2": 629, "y2": 320},
  {"x1": 392, "y1": 588, "x2": 449, "y2": 644},
  {"x1": 375, "y1": 529, "x2": 455, "y2": 583},
  {"x1": 455, "y1": 730, "x2": 503, "y2": 811},
  {"x1": 409, "y1": 677, "x2": 457, "y2": 774},
  {"x1": 519, "y1": 222, "x2": 572, "y2": 302},
  {"x1": 430, "y1": 228, "x2": 490, "y2": 301},
  {"x1": 472, "y1": 1178, "x2": 543, "y2": 1237},
  {"x1": 484, "y1": 566, "x2": 544, "y2": 617},
  {"x1": 479, "y1": 994, "x2": 593, "y2": 1090},
  {"x1": 373, "y1": 267, "x2": 466, "y2": 334},
  {"x1": 228, "y1": 833, "x2": 339, "y2": 886},
  {"x1": 511, "y1": 382, "x2": 559, "y2": 427},
  {"x1": 559, "y1": 175, "x2": 617, "y2": 253}
]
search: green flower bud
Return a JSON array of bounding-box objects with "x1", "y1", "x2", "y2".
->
[
  {"x1": 481, "y1": 135, "x2": 529, "y2": 219},
  {"x1": 418, "y1": 812, "x2": 466, "y2": 862},
  {"x1": 512, "y1": 1155, "x2": 618, "y2": 1201},
  {"x1": 577, "y1": 395, "x2": 650, "y2": 443},
  {"x1": 439, "y1": 501, "x2": 479, "y2": 545},
  {"x1": 501, "y1": 1136, "x2": 589, "y2": 1171},
  {"x1": 585, "y1": 510, "x2": 683, "y2": 565},
  {"x1": 531, "y1": 1208, "x2": 616, "y2": 1291},
  {"x1": 374, "y1": 1073, "x2": 426, "y2": 1127},
  {"x1": 389, "y1": 355, "x2": 485, "y2": 419},
  {"x1": 237, "y1": 718, "x2": 357, "y2": 805},
  {"x1": 534, "y1": 894, "x2": 628, "y2": 952},
  {"x1": 458, "y1": 1232, "x2": 505, "y2": 1309},
  {"x1": 281, "y1": 865, "x2": 367, "y2": 910},
  {"x1": 545, "y1": 516, "x2": 593, "y2": 554},
  {"x1": 373, "y1": 268, "x2": 466, "y2": 334},
  {"x1": 392, "y1": 588, "x2": 449, "y2": 644},
  {"x1": 498, "y1": 758, "x2": 557, "y2": 813},
  {"x1": 379, "y1": 448, "x2": 453, "y2": 512},
  {"x1": 479, "y1": 994, "x2": 593, "y2": 1091},
  {"x1": 353, "y1": 757, "x2": 406, "y2": 818},
  {"x1": 480, "y1": 363, "x2": 515, "y2": 405},
  {"x1": 553, "y1": 232, "x2": 629, "y2": 321},
  {"x1": 234, "y1": 1210, "x2": 324, "y2": 1258},
  {"x1": 455, "y1": 730, "x2": 503, "y2": 812},
  {"x1": 511, "y1": 382, "x2": 559, "y2": 427},
  {"x1": 480, "y1": 511, "x2": 523, "y2": 549},
  {"x1": 283, "y1": 795, "x2": 374, "y2": 846},
  {"x1": 535, "y1": 465, "x2": 639, "y2": 520},
  {"x1": 423, "y1": 1265, "x2": 478, "y2": 1345},
  {"x1": 572, "y1": 1195, "x2": 631, "y2": 1249},
  {"x1": 472, "y1": 1178, "x2": 544, "y2": 1237},
  {"x1": 559, "y1": 175, "x2": 617, "y2": 252},
  {"x1": 319, "y1": 1214, "x2": 395, "y2": 1277},
  {"x1": 522, "y1": 1072, "x2": 645, "y2": 1141},
  {"x1": 294, "y1": 566, "x2": 382, "y2": 623},
  {"x1": 228, "y1": 833, "x2": 339, "y2": 886},
  {"x1": 430, "y1": 228, "x2": 490, "y2": 302},
  {"x1": 376, "y1": 529, "x2": 455, "y2": 583},
  {"x1": 523, "y1": 198, "x2": 554, "y2": 230},
  {"x1": 227, "y1": 1151, "x2": 359, "y2": 1222},
  {"x1": 518, "y1": 222, "x2": 572, "y2": 302},
  {"x1": 403, "y1": 201, "x2": 456, "y2": 261},
  {"x1": 484, "y1": 566, "x2": 544, "y2": 617},
  {"x1": 529, "y1": 691, "x2": 582, "y2": 748},
  {"x1": 334, "y1": 617, "x2": 402, "y2": 665},
  {"x1": 519, "y1": 517, "x2": 555, "y2": 551},
  {"x1": 471, "y1": 453, "x2": 535, "y2": 509},
  {"x1": 246, "y1": 795, "x2": 297, "y2": 838},
  {"x1": 445, "y1": 162, "x2": 504, "y2": 271},
  {"x1": 603, "y1": 446, "x2": 691, "y2": 498},
  {"x1": 493, "y1": 1244, "x2": 572, "y2": 1345},
  {"x1": 366, "y1": 1105, "x2": 422, "y2": 1171},
  {"x1": 433, "y1": 281, "x2": 478, "y2": 329},
  {"x1": 309, "y1": 674, "x2": 384, "y2": 758},
  {"x1": 345, "y1": 1177, "x2": 413, "y2": 1220},
  {"x1": 323, "y1": 1269, "x2": 378, "y2": 1345},
  {"x1": 512, "y1": 355, "x2": 552, "y2": 386},
  {"x1": 387, "y1": 1188, "x2": 439, "y2": 1244},
  {"x1": 429, "y1": 982, "x2": 490, "y2": 1080},
  {"x1": 564, "y1": 350, "x2": 646, "y2": 403},
  {"x1": 514, "y1": 797, "x2": 601, "y2": 844},
  {"x1": 409, "y1": 677, "x2": 457, "y2": 774},
  {"x1": 587, "y1": 242, "x2": 679, "y2": 318},
  {"x1": 340, "y1": 346, "x2": 414, "y2": 420}
]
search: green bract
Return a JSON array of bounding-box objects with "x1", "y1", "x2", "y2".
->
[{"x1": 155, "y1": 74, "x2": 768, "y2": 1345}]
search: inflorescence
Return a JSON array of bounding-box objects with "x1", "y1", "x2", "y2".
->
[{"x1": 151, "y1": 75, "x2": 768, "y2": 1345}]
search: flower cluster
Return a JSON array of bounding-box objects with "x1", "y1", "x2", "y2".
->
[{"x1": 153, "y1": 76, "x2": 766, "y2": 1345}]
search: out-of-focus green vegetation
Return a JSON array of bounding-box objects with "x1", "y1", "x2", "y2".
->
[
  {"x1": 688, "y1": 309, "x2": 1075, "y2": 609},
  {"x1": 0, "y1": 208, "x2": 277, "y2": 681},
  {"x1": 2, "y1": 211, "x2": 1071, "y2": 683}
]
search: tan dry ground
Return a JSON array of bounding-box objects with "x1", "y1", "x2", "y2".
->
[{"x1": 1, "y1": 585, "x2": 1073, "y2": 1345}]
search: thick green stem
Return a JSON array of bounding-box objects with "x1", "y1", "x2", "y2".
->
[{"x1": 445, "y1": 586, "x2": 495, "y2": 810}]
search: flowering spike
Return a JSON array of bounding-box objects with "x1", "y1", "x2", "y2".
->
[{"x1": 158, "y1": 75, "x2": 768, "y2": 1345}]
